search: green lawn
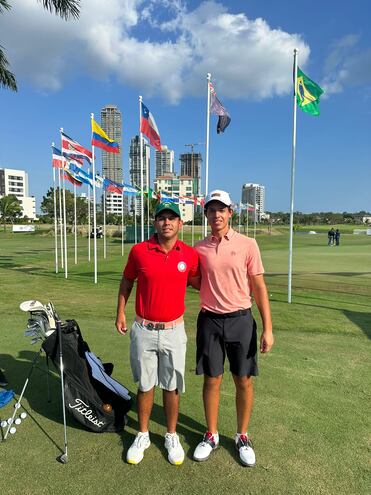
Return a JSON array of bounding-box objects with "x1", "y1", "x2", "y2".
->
[{"x1": 0, "y1": 229, "x2": 370, "y2": 495}]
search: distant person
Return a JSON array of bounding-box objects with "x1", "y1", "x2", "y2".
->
[
  {"x1": 335, "y1": 229, "x2": 341, "y2": 246},
  {"x1": 328, "y1": 228, "x2": 335, "y2": 246}
]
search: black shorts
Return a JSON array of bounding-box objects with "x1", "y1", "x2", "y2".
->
[{"x1": 196, "y1": 309, "x2": 258, "y2": 377}]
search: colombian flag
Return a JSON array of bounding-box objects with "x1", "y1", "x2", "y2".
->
[{"x1": 92, "y1": 118, "x2": 120, "y2": 153}]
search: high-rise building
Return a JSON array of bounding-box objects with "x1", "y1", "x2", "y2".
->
[
  {"x1": 179, "y1": 153, "x2": 202, "y2": 195},
  {"x1": 0, "y1": 168, "x2": 37, "y2": 220},
  {"x1": 242, "y1": 183, "x2": 265, "y2": 221},
  {"x1": 154, "y1": 175, "x2": 194, "y2": 222},
  {"x1": 129, "y1": 135, "x2": 150, "y2": 215},
  {"x1": 155, "y1": 145, "x2": 174, "y2": 177},
  {"x1": 100, "y1": 105, "x2": 127, "y2": 215}
]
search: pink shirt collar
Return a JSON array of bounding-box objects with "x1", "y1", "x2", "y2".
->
[{"x1": 210, "y1": 227, "x2": 236, "y2": 242}]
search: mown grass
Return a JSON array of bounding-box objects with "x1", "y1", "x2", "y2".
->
[{"x1": 0, "y1": 229, "x2": 370, "y2": 495}]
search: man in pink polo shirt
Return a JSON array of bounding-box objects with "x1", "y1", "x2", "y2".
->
[
  {"x1": 116, "y1": 202, "x2": 198, "y2": 466},
  {"x1": 192, "y1": 190, "x2": 274, "y2": 467}
]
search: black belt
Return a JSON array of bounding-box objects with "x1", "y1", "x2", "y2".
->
[{"x1": 200, "y1": 308, "x2": 250, "y2": 319}]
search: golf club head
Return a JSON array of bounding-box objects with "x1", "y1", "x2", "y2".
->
[
  {"x1": 46, "y1": 302, "x2": 59, "y2": 327},
  {"x1": 57, "y1": 453, "x2": 68, "y2": 464},
  {"x1": 20, "y1": 300, "x2": 44, "y2": 313}
]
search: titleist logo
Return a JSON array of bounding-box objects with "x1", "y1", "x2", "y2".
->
[{"x1": 68, "y1": 398, "x2": 105, "y2": 428}]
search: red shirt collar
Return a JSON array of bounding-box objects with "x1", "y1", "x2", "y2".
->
[{"x1": 147, "y1": 235, "x2": 182, "y2": 252}]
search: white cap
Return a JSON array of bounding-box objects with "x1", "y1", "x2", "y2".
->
[{"x1": 204, "y1": 189, "x2": 232, "y2": 207}]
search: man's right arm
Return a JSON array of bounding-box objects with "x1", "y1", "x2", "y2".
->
[{"x1": 115, "y1": 275, "x2": 135, "y2": 335}]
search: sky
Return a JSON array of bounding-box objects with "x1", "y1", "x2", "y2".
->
[{"x1": 0, "y1": 0, "x2": 370, "y2": 213}]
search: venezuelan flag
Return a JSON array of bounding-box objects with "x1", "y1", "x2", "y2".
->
[{"x1": 91, "y1": 118, "x2": 120, "y2": 153}]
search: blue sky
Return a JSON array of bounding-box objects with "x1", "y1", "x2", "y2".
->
[{"x1": 0, "y1": 0, "x2": 370, "y2": 213}]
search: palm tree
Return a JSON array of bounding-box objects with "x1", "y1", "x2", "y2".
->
[
  {"x1": 0, "y1": 0, "x2": 80, "y2": 91},
  {"x1": 0, "y1": 194, "x2": 22, "y2": 231}
]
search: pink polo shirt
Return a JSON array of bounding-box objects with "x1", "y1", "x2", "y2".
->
[{"x1": 195, "y1": 229, "x2": 264, "y2": 313}]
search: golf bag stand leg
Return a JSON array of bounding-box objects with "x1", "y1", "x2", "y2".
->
[
  {"x1": 45, "y1": 354, "x2": 51, "y2": 403},
  {"x1": 3, "y1": 348, "x2": 43, "y2": 440},
  {"x1": 56, "y1": 319, "x2": 68, "y2": 464}
]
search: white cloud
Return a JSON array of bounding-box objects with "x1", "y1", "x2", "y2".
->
[
  {"x1": 2, "y1": 0, "x2": 310, "y2": 102},
  {"x1": 322, "y1": 35, "x2": 371, "y2": 95}
]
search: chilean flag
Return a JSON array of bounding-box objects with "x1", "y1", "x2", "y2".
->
[{"x1": 140, "y1": 102, "x2": 161, "y2": 151}]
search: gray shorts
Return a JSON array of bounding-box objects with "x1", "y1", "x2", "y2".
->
[{"x1": 129, "y1": 320, "x2": 187, "y2": 393}]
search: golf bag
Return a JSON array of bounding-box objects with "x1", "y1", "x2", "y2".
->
[{"x1": 42, "y1": 319, "x2": 132, "y2": 433}]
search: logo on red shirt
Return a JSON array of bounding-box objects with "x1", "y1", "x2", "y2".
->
[{"x1": 177, "y1": 261, "x2": 187, "y2": 272}]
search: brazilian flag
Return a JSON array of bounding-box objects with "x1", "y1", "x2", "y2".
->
[{"x1": 296, "y1": 67, "x2": 324, "y2": 116}]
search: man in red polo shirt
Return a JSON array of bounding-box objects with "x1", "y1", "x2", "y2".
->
[
  {"x1": 116, "y1": 202, "x2": 198, "y2": 466},
  {"x1": 192, "y1": 190, "x2": 274, "y2": 467}
]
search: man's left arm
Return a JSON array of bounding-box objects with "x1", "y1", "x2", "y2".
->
[{"x1": 249, "y1": 274, "x2": 274, "y2": 353}]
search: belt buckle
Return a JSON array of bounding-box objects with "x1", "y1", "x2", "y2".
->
[{"x1": 155, "y1": 323, "x2": 165, "y2": 330}]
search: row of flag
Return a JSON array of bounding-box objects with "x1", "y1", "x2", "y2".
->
[
  {"x1": 52, "y1": 65, "x2": 323, "y2": 205},
  {"x1": 52, "y1": 65, "x2": 323, "y2": 183}
]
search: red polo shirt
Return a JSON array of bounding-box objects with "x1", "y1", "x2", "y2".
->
[{"x1": 124, "y1": 235, "x2": 199, "y2": 322}]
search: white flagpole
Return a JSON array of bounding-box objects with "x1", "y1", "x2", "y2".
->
[
  {"x1": 60, "y1": 128, "x2": 68, "y2": 278},
  {"x1": 74, "y1": 182, "x2": 77, "y2": 264},
  {"x1": 90, "y1": 113, "x2": 98, "y2": 284},
  {"x1": 58, "y1": 168, "x2": 64, "y2": 269},
  {"x1": 52, "y1": 143, "x2": 58, "y2": 274},
  {"x1": 139, "y1": 96, "x2": 144, "y2": 242},
  {"x1": 134, "y1": 196, "x2": 138, "y2": 244},
  {"x1": 246, "y1": 205, "x2": 249, "y2": 237},
  {"x1": 62, "y1": 165, "x2": 68, "y2": 279},
  {"x1": 121, "y1": 193, "x2": 124, "y2": 256},
  {"x1": 204, "y1": 73, "x2": 211, "y2": 237},
  {"x1": 146, "y1": 156, "x2": 150, "y2": 240},
  {"x1": 103, "y1": 176, "x2": 106, "y2": 259},
  {"x1": 253, "y1": 215, "x2": 256, "y2": 238},
  {"x1": 87, "y1": 166, "x2": 91, "y2": 261},
  {"x1": 191, "y1": 201, "x2": 195, "y2": 247},
  {"x1": 288, "y1": 48, "x2": 299, "y2": 304}
]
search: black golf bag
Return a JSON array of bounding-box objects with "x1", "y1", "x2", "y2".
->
[{"x1": 42, "y1": 319, "x2": 131, "y2": 433}]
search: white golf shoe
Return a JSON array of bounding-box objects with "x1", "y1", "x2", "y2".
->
[
  {"x1": 236, "y1": 433, "x2": 256, "y2": 467},
  {"x1": 193, "y1": 431, "x2": 219, "y2": 461},
  {"x1": 127, "y1": 432, "x2": 151, "y2": 464},
  {"x1": 164, "y1": 432, "x2": 185, "y2": 465}
]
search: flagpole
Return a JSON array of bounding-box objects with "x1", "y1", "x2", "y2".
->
[
  {"x1": 139, "y1": 96, "x2": 144, "y2": 242},
  {"x1": 134, "y1": 195, "x2": 138, "y2": 244},
  {"x1": 74, "y1": 182, "x2": 77, "y2": 264},
  {"x1": 204, "y1": 73, "x2": 211, "y2": 237},
  {"x1": 60, "y1": 128, "x2": 68, "y2": 279},
  {"x1": 288, "y1": 48, "x2": 299, "y2": 304},
  {"x1": 253, "y1": 189, "x2": 257, "y2": 239},
  {"x1": 58, "y1": 168, "x2": 64, "y2": 269},
  {"x1": 146, "y1": 152, "x2": 150, "y2": 239},
  {"x1": 121, "y1": 193, "x2": 124, "y2": 256},
  {"x1": 87, "y1": 166, "x2": 91, "y2": 261},
  {"x1": 62, "y1": 165, "x2": 68, "y2": 279},
  {"x1": 91, "y1": 113, "x2": 98, "y2": 284},
  {"x1": 191, "y1": 201, "x2": 195, "y2": 247},
  {"x1": 246, "y1": 205, "x2": 249, "y2": 237},
  {"x1": 52, "y1": 144, "x2": 58, "y2": 274},
  {"x1": 103, "y1": 175, "x2": 106, "y2": 259}
]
